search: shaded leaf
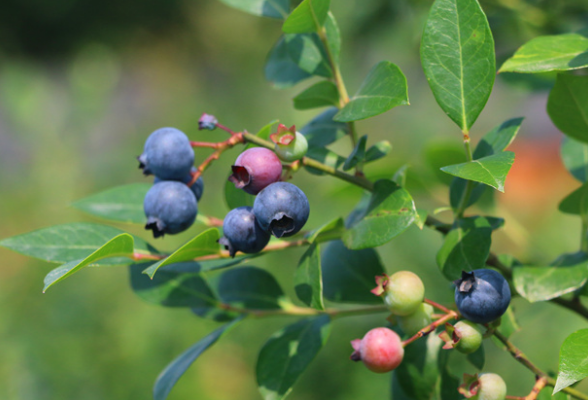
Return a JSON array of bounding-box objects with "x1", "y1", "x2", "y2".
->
[
  {"x1": 334, "y1": 61, "x2": 408, "y2": 122},
  {"x1": 300, "y1": 107, "x2": 347, "y2": 148},
  {"x1": 324, "y1": 12, "x2": 340, "y2": 65},
  {"x1": 218, "y1": 266, "x2": 286, "y2": 309},
  {"x1": 473, "y1": 117, "x2": 524, "y2": 158},
  {"x1": 306, "y1": 217, "x2": 344, "y2": 243},
  {"x1": 441, "y1": 152, "x2": 515, "y2": 192},
  {"x1": 343, "y1": 135, "x2": 367, "y2": 171},
  {"x1": 513, "y1": 264, "x2": 588, "y2": 302},
  {"x1": 365, "y1": 140, "x2": 392, "y2": 163},
  {"x1": 499, "y1": 32, "x2": 588, "y2": 73},
  {"x1": 294, "y1": 243, "x2": 324, "y2": 310},
  {"x1": 342, "y1": 179, "x2": 416, "y2": 249},
  {"x1": 548, "y1": 74, "x2": 588, "y2": 143},
  {"x1": 322, "y1": 240, "x2": 384, "y2": 304},
  {"x1": 561, "y1": 137, "x2": 588, "y2": 182},
  {"x1": 219, "y1": 0, "x2": 289, "y2": 19},
  {"x1": 153, "y1": 318, "x2": 242, "y2": 400},
  {"x1": 554, "y1": 329, "x2": 588, "y2": 393},
  {"x1": 282, "y1": 0, "x2": 330, "y2": 34},
  {"x1": 467, "y1": 345, "x2": 485, "y2": 370},
  {"x1": 449, "y1": 177, "x2": 487, "y2": 209},
  {"x1": 420, "y1": 0, "x2": 495, "y2": 131},
  {"x1": 265, "y1": 36, "x2": 312, "y2": 89},
  {"x1": 559, "y1": 182, "x2": 588, "y2": 216},
  {"x1": 293, "y1": 81, "x2": 339, "y2": 110},
  {"x1": 284, "y1": 33, "x2": 331, "y2": 77},
  {"x1": 225, "y1": 179, "x2": 255, "y2": 210},
  {"x1": 257, "y1": 316, "x2": 331, "y2": 400}
]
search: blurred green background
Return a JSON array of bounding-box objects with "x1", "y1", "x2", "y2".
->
[{"x1": 1, "y1": 0, "x2": 587, "y2": 399}]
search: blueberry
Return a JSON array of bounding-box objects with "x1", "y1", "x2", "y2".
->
[
  {"x1": 228, "y1": 147, "x2": 282, "y2": 195},
  {"x1": 454, "y1": 269, "x2": 511, "y2": 324},
  {"x1": 144, "y1": 181, "x2": 197, "y2": 238},
  {"x1": 154, "y1": 167, "x2": 204, "y2": 201},
  {"x1": 218, "y1": 207, "x2": 271, "y2": 257},
  {"x1": 138, "y1": 127, "x2": 194, "y2": 180},
  {"x1": 253, "y1": 182, "x2": 310, "y2": 238}
]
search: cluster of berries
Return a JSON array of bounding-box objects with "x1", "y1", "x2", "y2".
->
[{"x1": 350, "y1": 268, "x2": 510, "y2": 399}]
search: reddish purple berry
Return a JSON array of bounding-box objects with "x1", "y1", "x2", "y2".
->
[
  {"x1": 350, "y1": 327, "x2": 404, "y2": 373},
  {"x1": 228, "y1": 148, "x2": 282, "y2": 195}
]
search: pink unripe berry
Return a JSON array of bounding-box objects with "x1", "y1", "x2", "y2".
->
[
  {"x1": 350, "y1": 327, "x2": 404, "y2": 373},
  {"x1": 228, "y1": 148, "x2": 282, "y2": 195}
]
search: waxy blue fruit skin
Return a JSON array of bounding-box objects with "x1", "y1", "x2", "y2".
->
[
  {"x1": 144, "y1": 181, "x2": 197, "y2": 238},
  {"x1": 454, "y1": 269, "x2": 511, "y2": 324},
  {"x1": 218, "y1": 207, "x2": 270, "y2": 257},
  {"x1": 253, "y1": 182, "x2": 310, "y2": 238},
  {"x1": 154, "y1": 167, "x2": 204, "y2": 201},
  {"x1": 138, "y1": 127, "x2": 195, "y2": 180}
]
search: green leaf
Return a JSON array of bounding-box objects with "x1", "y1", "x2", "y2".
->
[
  {"x1": 396, "y1": 334, "x2": 444, "y2": 400},
  {"x1": 342, "y1": 179, "x2": 416, "y2": 250},
  {"x1": 343, "y1": 135, "x2": 367, "y2": 171},
  {"x1": 246, "y1": 120, "x2": 279, "y2": 150},
  {"x1": 539, "y1": 387, "x2": 571, "y2": 400},
  {"x1": 441, "y1": 152, "x2": 515, "y2": 192},
  {"x1": 294, "y1": 243, "x2": 324, "y2": 310},
  {"x1": 43, "y1": 233, "x2": 134, "y2": 292},
  {"x1": 499, "y1": 32, "x2": 588, "y2": 73},
  {"x1": 153, "y1": 318, "x2": 242, "y2": 400},
  {"x1": 293, "y1": 81, "x2": 339, "y2": 110},
  {"x1": 554, "y1": 329, "x2": 588, "y2": 393},
  {"x1": 300, "y1": 107, "x2": 347, "y2": 148},
  {"x1": 265, "y1": 36, "x2": 312, "y2": 89},
  {"x1": 143, "y1": 229, "x2": 220, "y2": 278},
  {"x1": 420, "y1": 0, "x2": 495, "y2": 131},
  {"x1": 436, "y1": 217, "x2": 495, "y2": 280},
  {"x1": 284, "y1": 33, "x2": 332, "y2": 77},
  {"x1": 324, "y1": 12, "x2": 340, "y2": 65},
  {"x1": 282, "y1": 0, "x2": 330, "y2": 34},
  {"x1": 303, "y1": 147, "x2": 345, "y2": 176},
  {"x1": 224, "y1": 179, "x2": 255, "y2": 210},
  {"x1": 256, "y1": 316, "x2": 331, "y2": 400},
  {"x1": 467, "y1": 345, "x2": 485, "y2": 370},
  {"x1": 497, "y1": 306, "x2": 519, "y2": 339},
  {"x1": 321, "y1": 240, "x2": 385, "y2": 304},
  {"x1": 559, "y1": 182, "x2": 588, "y2": 216},
  {"x1": 561, "y1": 137, "x2": 588, "y2": 182},
  {"x1": 513, "y1": 264, "x2": 588, "y2": 302},
  {"x1": 0, "y1": 222, "x2": 157, "y2": 265},
  {"x1": 334, "y1": 61, "x2": 409, "y2": 122},
  {"x1": 306, "y1": 217, "x2": 344, "y2": 243},
  {"x1": 473, "y1": 117, "x2": 524, "y2": 158},
  {"x1": 547, "y1": 74, "x2": 588, "y2": 143},
  {"x1": 71, "y1": 183, "x2": 150, "y2": 224},
  {"x1": 218, "y1": 266, "x2": 286, "y2": 309},
  {"x1": 449, "y1": 177, "x2": 487, "y2": 209}
]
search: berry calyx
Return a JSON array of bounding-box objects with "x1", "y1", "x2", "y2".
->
[
  {"x1": 138, "y1": 127, "x2": 195, "y2": 180},
  {"x1": 439, "y1": 320, "x2": 483, "y2": 354},
  {"x1": 459, "y1": 373, "x2": 507, "y2": 400},
  {"x1": 372, "y1": 271, "x2": 425, "y2": 316},
  {"x1": 398, "y1": 303, "x2": 433, "y2": 336},
  {"x1": 228, "y1": 147, "x2": 282, "y2": 195},
  {"x1": 143, "y1": 181, "x2": 198, "y2": 238},
  {"x1": 270, "y1": 124, "x2": 308, "y2": 162},
  {"x1": 218, "y1": 206, "x2": 271, "y2": 257},
  {"x1": 350, "y1": 327, "x2": 404, "y2": 373},
  {"x1": 454, "y1": 269, "x2": 511, "y2": 324}
]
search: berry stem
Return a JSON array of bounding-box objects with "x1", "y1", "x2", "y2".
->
[
  {"x1": 424, "y1": 298, "x2": 455, "y2": 314},
  {"x1": 402, "y1": 310, "x2": 459, "y2": 347},
  {"x1": 215, "y1": 122, "x2": 237, "y2": 135},
  {"x1": 190, "y1": 141, "x2": 222, "y2": 149},
  {"x1": 217, "y1": 302, "x2": 388, "y2": 319}
]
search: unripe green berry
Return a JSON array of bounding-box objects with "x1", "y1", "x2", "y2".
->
[
  {"x1": 384, "y1": 271, "x2": 425, "y2": 316},
  {"x1": 478, "y1": 373, "x2": 507, "y2": 400},
  {"x1": 275, "y1": 131, "x2": 308, "y2": 162},
  {"x1": 398, "y1": 303, "x2": 433, "y2": 336},
  {"x1": 453, "y1": 320, "x2": 483, "y2": 354}
]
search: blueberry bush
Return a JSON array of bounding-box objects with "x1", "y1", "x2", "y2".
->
[{"x1": 2, "y1": 0, "x2": 588, "y2": 399}]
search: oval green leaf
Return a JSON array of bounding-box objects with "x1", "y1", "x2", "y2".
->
[
  {"x1": 559, "y1": 182, "x2": 588, "y2": 216},
  {"x1": 554, "y1": 329, "x2": 588, "y2": 394},
  {"x1": 441, "y1": 151, "x2": 515, "y2": 192},
  {"x1": 561, "y1": 137, "x2": 588, "y2": 182},
  {"x1": 547, "y1": 73, "x2": 588, "y2": 143},
  {"x1": 513, "y1": 264, "x2": 588, "y2": 302},
  {"x1": 282, "y1": 0, "x2": 330, "y2": 34},
  {"x1": 284, "y1": 33, "x2": 332, "y2": 78},
  {"x1": 293, "y1": 81, "x2": 339, "y2": 110},
  {"x1": 265, "y1": 36, "x2": 312, "y2": 89},
  {"x1": 218, "y1": 266, "x2": 286, "y2": 310},
  {"x1": 300, "y1": 107, "x2": 348, "y2": 148},
  {"x1": 294, "y1": 243, "x2": 324, "y2": 310}
]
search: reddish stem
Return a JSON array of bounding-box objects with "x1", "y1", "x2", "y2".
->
[
  {"x1": 132, "y1": 252, "x2": 164, "y2": 261},
  {"x1": 215, "y1": 122, "x2": 236, "y2": 135},
  {"x1": 190, "y1": 141, "x2": 222, "y2": 149},
  {"x1": 424, "y1": 298, "x2": 455, "y2": 314},
  {"x1": 187, "y1": 132, "x2": 245, "y2": 186},
  {"x1": 402, "y1": 310, "x2": 459, "y2": 347}
]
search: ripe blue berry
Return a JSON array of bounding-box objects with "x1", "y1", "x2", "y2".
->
[
  {"x1": 228, "y1": 147, "x2": 282, "y2": 195},
  {"x1": 218, "y1": 207, "x2": 271, "y2": 257},
  {"x1": 138, "y1": 127, "x2": 195, "y2": 180},
  {"x1": 253, "y1": 182, "x2": 310, "y2": 238},
  {"x1": 454, "y1": 269, "x2": 511, "y2": 324},
  {"x1": 144, "y1": 181, "x2": 197, "y2": 238},
  {"x1": 154, "y1": 167, "x2": 204, "y2": 201}
]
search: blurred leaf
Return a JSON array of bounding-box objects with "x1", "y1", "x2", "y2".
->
[
  {"x1": 420, "y1": 0, "x2": 495, "y2": 131},
  {"x1": 436, "y1": 217, "x2": 496, "y2": 280},
  {"x1": 425, "y1": 141, "x2": 466, "y2": 185},
  {"x1": 343, "y1": 135, "x2": 367, "y2": 171},
  {"x1": 441, "y1": 152, "x2": 515, "y2": 192},
  {"x1": 548, "y1": 74, "x2": 588, "y2": 143},
  {"x1": 43, "y1": 233, "x2": 134, "y2": 292},
  {"x1": 342, "y1": 179, "x2": 416, "y2": 250},
  {"x1": 365, "y1": 140, "x2": 391, "y2": 163},
  {"x1": 539, "y1": 387, "x2": 571, "y2": 400},
  {"x1": 219, "y1": 0, "x2": 289, "y2": 19},
  {"x1": 322, "y1": 240, "x2": 384, "y2": 304},
  {"x1": 449, "y1": 177, "x2": 487, "y2": 209},
  {"x1": 218, "y1": 266, "x2": 286, "y2": 309},
  {"x1": 513, "y1": 264, "x2": 588, "y2": 302},
  {"x1": 473, "y1": 117, "x2": 524, "y2": 158},
  {"x1": 561, "y1": 137, "x2": 588, "y2": 182},
  {"x1": 467, "y1": 345, "x2": 485, "y2": 370},
  {"x1": 306, "y1": 217, "x2": 344, "y2": 243},
  {"x1": 143, "y1": 229, "x2": 220, "y2": 278},
  {"x1": 257, "y1": 315, "x2": 331, "y2": 400},
  {"x1": 303, "y1": 147, "x2": 345, "y2": 175},
  {"x1": 224, "y1": 179, "x2": 255, "y2": 209},
  {"x1": 265, "y1": 36, "x2": 312, "y2": 88},
  {"x1": 440, "y1": 368, "x2": 462, "y2": 400},
  {"x1": 300, "y1": 107, "x2": 347, "y2": 148},
  {"x1": 497, "y1": 306, "x2": 519, "y2": 339},
  {"x1": 153, "y1": 318, "x2": 242, "y2": 400},
  {"x1": 246, "y1": 120, "x2": 279, "y2": 150},
  {"x1": 334, "y1": 61, "x2": 408, "y2": 122},
  {"x1": 285, "y1": 33, "x2": 332, "y2": 77},
  {"x1": 0, "y1": 222, "x2": 157, "y2": 265},
  {"x1": 293, "y1": 81, "x2": 339, "y2": 110},
  {"x1": 71, "y1": 183, "x2": 149, "y2": 224},
  {"x1": 295, "y1": 243, "x2": 324, "y2": 310},
  {"x1": 396, "y1": 334, "x2": 444, "y2": 400},
  {"x1": 324, "y1": 12, "x2": 340, "y2": 65},
  {"x1": 499, "y1": 32, "x2": 588, "y2": 73},
  {"x1": 283, "y1": 0, "x2": 330, "y2": 34},
  {"x1": 391, "y1": 372, "x2": 414, "y2": 400},
  {"x1": 559, "y1": 182, "x2": 588, "y2": 215},
  {"x1": 554, "y1": 329, "x2": 588, "y2": 393}
]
